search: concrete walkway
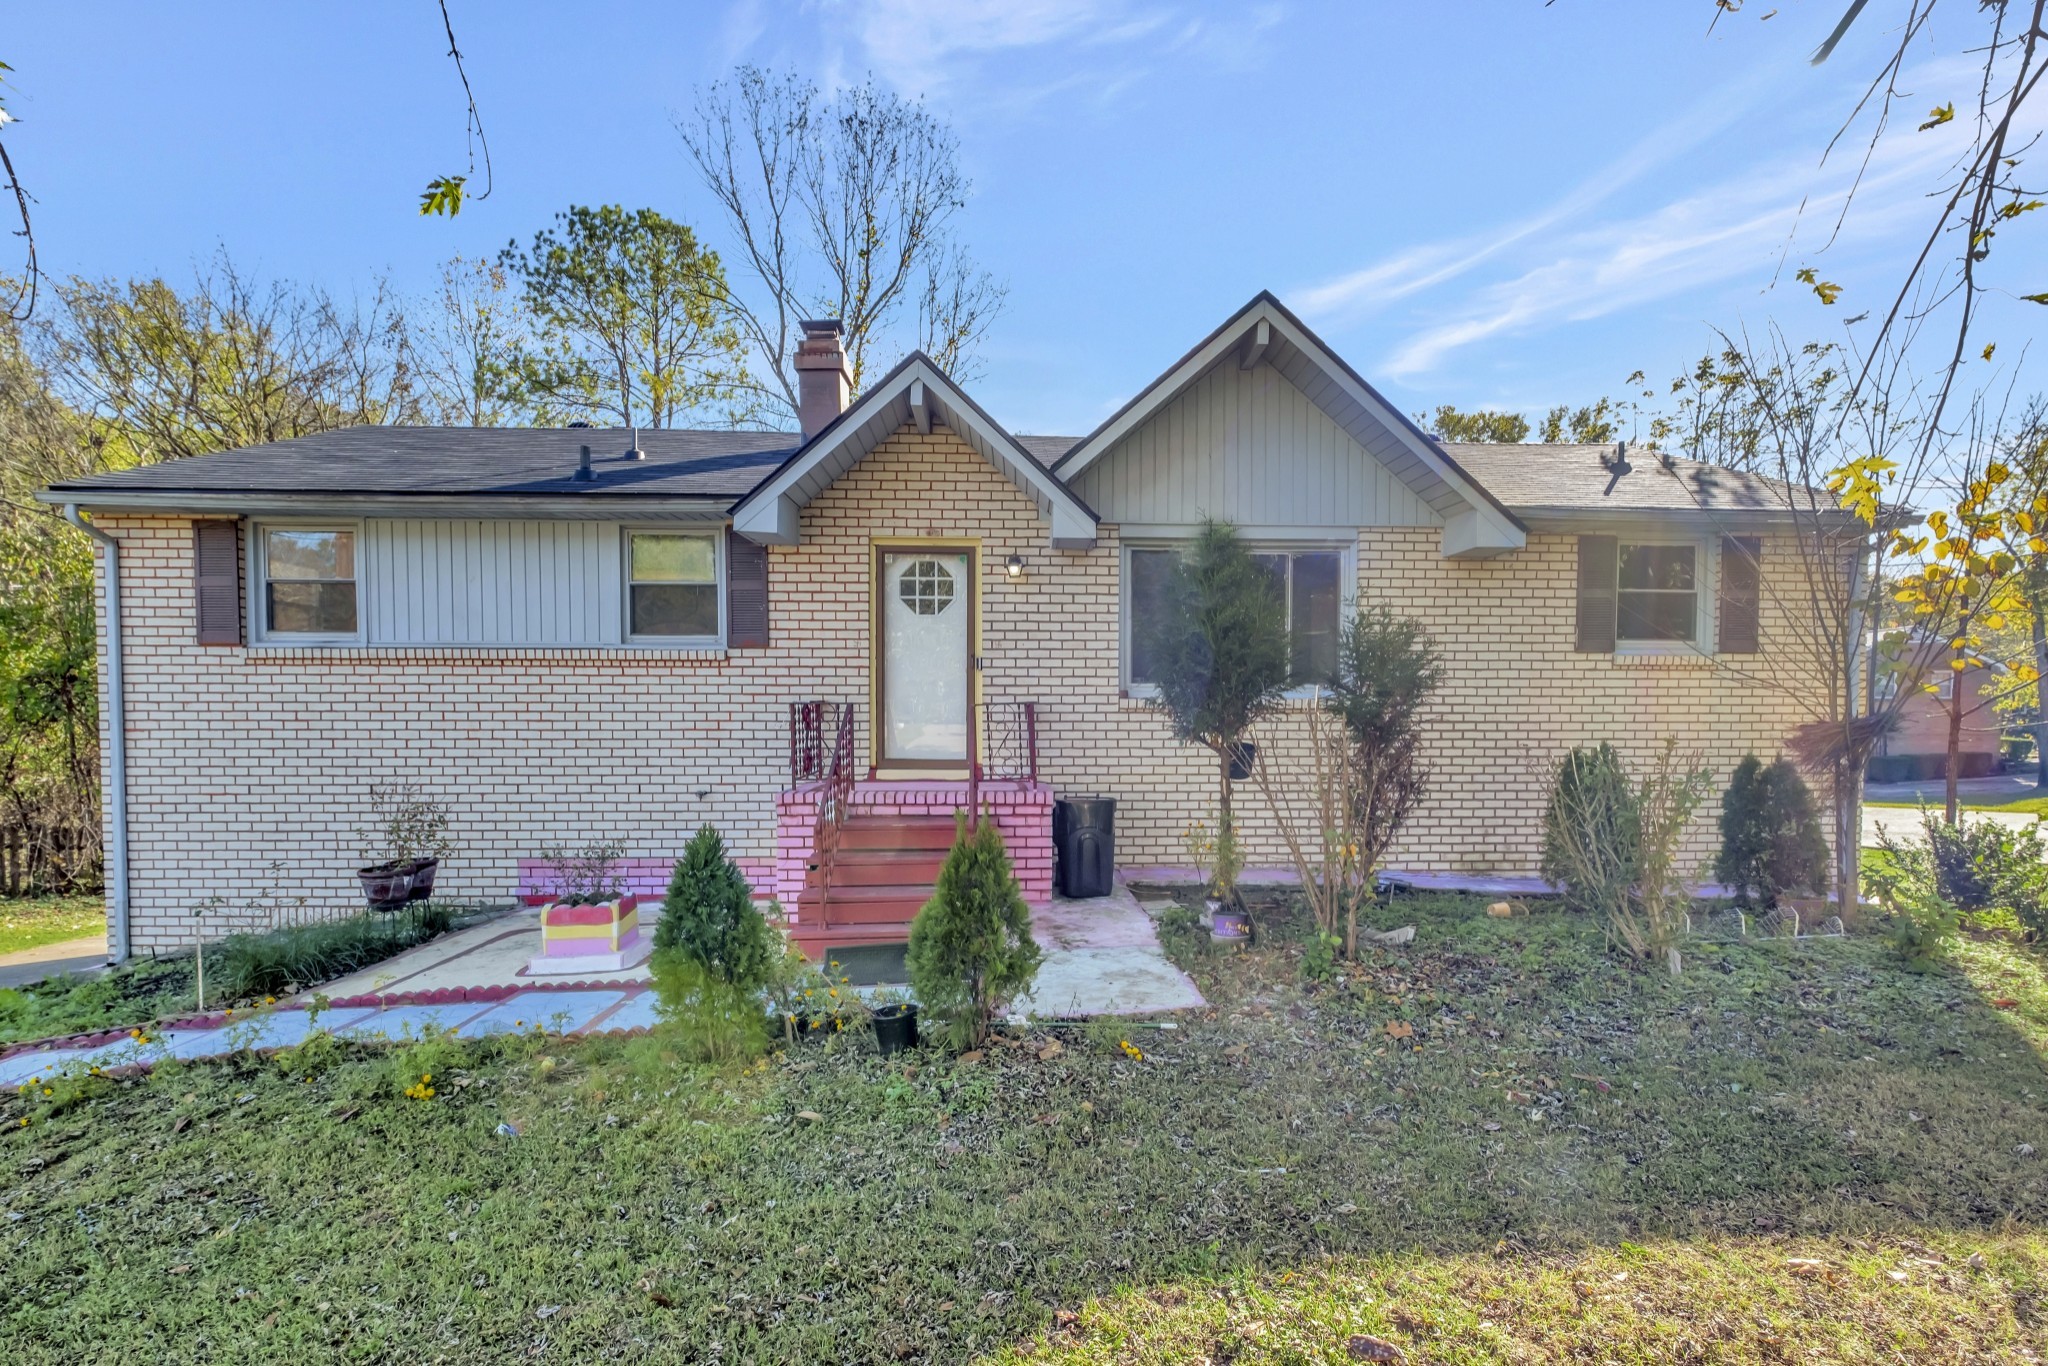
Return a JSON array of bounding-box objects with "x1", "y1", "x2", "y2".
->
[
  {"x1": 0, "y1": 881, "x2": 1203, "y2": 1086},
  {"x1": 1863, "y1": 804, "x2": 2041, "y2": 849},
  {"x1": 0, "y1": 935, "x2": 107, "y2": 991}
]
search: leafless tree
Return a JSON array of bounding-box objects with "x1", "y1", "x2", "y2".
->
[
  {"x1": 680, "y1": 67, "x2": 1005, "y2": 425},
  {"x1": 415, "y1": 255, "x2": 529, "y2": 426}
]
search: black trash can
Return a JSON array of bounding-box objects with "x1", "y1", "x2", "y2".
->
[{"x1": 1053, "y1": 796, "x2": 1116, "y2": 899}]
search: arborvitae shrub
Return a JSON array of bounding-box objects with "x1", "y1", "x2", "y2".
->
[
  {"x1": 655, "y1": 825, "x2": 774, "y2": 991},
  {"x1": 906, "y1": 816, "x2": 1042, "y2": 1051},
  {"x1": 1713, "y1": 755, "x2": 1829, "y2": 907}
]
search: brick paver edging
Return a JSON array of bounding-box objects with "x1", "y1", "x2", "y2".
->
[{"x1": 0, "y1": 977, "x2": 654, "y2": 1062}]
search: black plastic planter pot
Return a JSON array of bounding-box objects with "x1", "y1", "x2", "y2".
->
[
  {"x1": 405, "y1": 858, "x2": 439, "y2": 902},
  {"x1": 872, "y1": 1003, "x2": 919, "y2": 1055},
  {"x1": 357, "y1": 863, "x2": 414, "y2": 911},
  {"x1": 1228, "y1": 743, "x2": 1259, "y2": 782}
]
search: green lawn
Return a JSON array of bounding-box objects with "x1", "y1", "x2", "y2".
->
[
  {"x1": 1867, "y1": 790, "x2": 2048, "y2": 817},
  {"x1": 4, "y1": 893, "x2": 2046, "y2": 1363},
  {"x1": 0, "y1": 894, "x2": 103, "y2": 958}
]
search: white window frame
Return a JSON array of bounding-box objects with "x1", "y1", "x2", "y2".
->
[
  {"x1": 1613, "y1": 534, "x2": 1718, "y2": 657},
  {"x1": 1935, "y1": 673, "x2": 1956, "y2": 701},
  {"x1": 621, "y1": 527, "x2": 726, "y2": 648},
  {"x1": 250, "y1": 520, "x2": 365, "y2": 646},
  {"x1": 1120, "y1": 536, "x2": 1356, "y2": 699}
]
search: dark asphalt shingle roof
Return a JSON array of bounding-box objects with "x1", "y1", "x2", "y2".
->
[
  {"x1": 44, "y1": 426, "x2": 803, "y2": 499},
  {"x1": 42, "y1": 425, "x2": 1799, "y2": 520},
  {"x1": 1441, "y1": 442, "x2": 1792, "y2": 515}
]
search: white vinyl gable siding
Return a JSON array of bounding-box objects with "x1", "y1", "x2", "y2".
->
[
  {"x1": 250, "y1": 517, "x2": 726, "y2": 649},
  {"x1": 1068, "y1": 360, "x2": 1443, "y2": 528}
]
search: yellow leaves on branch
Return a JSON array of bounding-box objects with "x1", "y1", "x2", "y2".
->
[
  {"x1": 1920, "y1": 102, "x2": 1955, "y2": 131},
  {"x1": 1795, "y1": 266, "x2": 1842, "y2": 304}
]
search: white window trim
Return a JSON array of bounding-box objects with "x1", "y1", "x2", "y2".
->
[
  {"x1": 1613, "y1": 534, "x2": 1719, "y2": 658},
  {"x1": 249, "y1": 519, "x2": 366, "y2": 647},
  {"x1": 621, "y1": 526, "x2": 726, "y2": 649},
  {"x1": 1120, "y1": 537, "x2": 1357, "y2": 700},
  {"x1": 1935, "y1": 673, "x2": 1956, "y2": 701}
]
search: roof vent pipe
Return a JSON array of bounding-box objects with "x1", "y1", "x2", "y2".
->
[
  {"x1": 574, "y1": 444, "x2": 594, "y2": 482},
  {"x1": 625, "y1": 426, "x2": 644, "y2": 460}
]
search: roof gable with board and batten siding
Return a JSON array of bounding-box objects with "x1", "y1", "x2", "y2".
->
[{"x1": 1054, "y1": 292, "x2": 1526, "y2": 558}]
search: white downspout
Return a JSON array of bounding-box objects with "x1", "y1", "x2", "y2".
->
[{"x1": 62, "y1": 504, "x2": 128, "y2": 963}]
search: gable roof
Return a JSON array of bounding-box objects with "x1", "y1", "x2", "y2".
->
[
  {"x1": 728, "y1": 352, "x2": 1099, "y2": 549},
  {"x1": 1445, "y1": 443, "x2": 1856, "y2": 529},
  {"x1": 1054, "y1": 291, "x2": 1526, "y2": 557}
]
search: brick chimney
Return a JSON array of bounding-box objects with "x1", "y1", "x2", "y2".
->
[{"x1": 794, "y1": 319, "x2": 850, "y2": 440}]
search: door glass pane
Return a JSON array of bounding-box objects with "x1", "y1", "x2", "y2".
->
[
  {"x1": 882, "y1": 551, "x2": 969, "y2": 761},
  {"x1": 631, "y1": 583, "x2": 718, "y2": 637},
  {"x1": 1289, "y1": 551, "x2": 1341, "y2": 685},
  {"x1": 1127, "y1": 548, "x2": 1175, "y2": 686}
]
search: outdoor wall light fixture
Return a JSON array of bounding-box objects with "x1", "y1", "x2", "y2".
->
[{"x1": 1005, "y1": 553, "x2": 1025, "y2": 579}]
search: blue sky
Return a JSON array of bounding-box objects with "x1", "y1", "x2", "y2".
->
[{"x1": 8, "y1": 1, "x2": 2039, "y2": 436}]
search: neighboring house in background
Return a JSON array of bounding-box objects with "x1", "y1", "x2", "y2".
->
[
  {"x1": 1870, "y1": 641, "x2": 2008, "y2": 782},
  {"x1": 42, "y1": 293, "x2": 1841, "y2": 960}
]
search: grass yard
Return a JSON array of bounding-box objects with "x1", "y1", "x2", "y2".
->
[
  {"x1": 0, "y1": 893, "x2": 104, "y2": 958},
  {"x1": 1867, "y1": 792, "x2": 2048, "y2": 818},
  {"x1": 5, "y1": 893, "x2": 2048, "y2": 1363}
]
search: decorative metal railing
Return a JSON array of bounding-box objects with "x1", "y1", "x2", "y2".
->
[
  {"x1": 978, "y1": 701, "x2": 1040, "y2": 782},
  {"x1": 789, "y1": 701, "x2": 857, "y2": 924}
]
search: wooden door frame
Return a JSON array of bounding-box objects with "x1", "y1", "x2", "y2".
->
[{"x1": 870, "y1": 539, "x2": 979, "y2": 777}]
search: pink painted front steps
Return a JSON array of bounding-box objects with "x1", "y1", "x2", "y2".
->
[{"x1": 515, "y1": 779, "x2": 1054, "y2": 918}]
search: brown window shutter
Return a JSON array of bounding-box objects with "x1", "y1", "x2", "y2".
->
[
  {"x1": 193, "y1": 519, "x2": 244, "y2": 646},
  {"x1": 1718, "y1": 535, "x2": 1762, "y2": 654},
  {"x1": 726, "y1": 529, "x2": 769, "y2": 648},
  {"x1": 1574, "y1": 534, "x2": 1617, "y2": 653}
]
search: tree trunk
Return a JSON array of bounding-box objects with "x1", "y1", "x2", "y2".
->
[
  {"x1": 1946, "y1": 649, "x2": 1965, "y2": 826},
  {"x1": 2032, "y1": 571, "x2": 2048, "y2": 790},
  {"x1": 1833, "y1": 757, "x2": 1861, "y2": 913}
]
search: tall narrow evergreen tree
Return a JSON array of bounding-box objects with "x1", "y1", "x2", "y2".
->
[
  {"x1": 1715, "y1": 755, "x2": 1829, "y2": 908},
  {"x1": 656, "y1": 825, "x2": 774, "y2": 990},
  {"x1": 906, "y1": 816, "x2": 1041, "y2": 1051}
]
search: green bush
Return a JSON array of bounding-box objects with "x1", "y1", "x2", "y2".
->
[
  {"x1": 1923, "y1": 814, "x2": 2048, "y2": 939},
  {"x1": 649, "y1": 951, "x2": 772, "y2": 1065},
  {"x1": 214, "y1": 906, "x2": 453, "y2": 1000},
  {"x1": 1540, "y1": 743, "x2": 1639, "y2": 916},
  {"x1": 906, "y1": 816, "x2": 1042, "y2": 1051},
  {"x1": 1714, "y1": 755, "x2": 1828, "y2": 907},
  {"x1": 654, "y1": 826, "x2": 775, "y2": 990},
  {"x1": 1865, "y1": 822, "x2": 1964, "y2": 968}
]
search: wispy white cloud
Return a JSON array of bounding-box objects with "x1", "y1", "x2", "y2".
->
[{"x1": 1376, "y1": 123, "x2": 1961, "y2": 379}]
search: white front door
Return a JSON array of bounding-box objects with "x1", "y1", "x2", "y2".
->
[{"x1": 879, "y1": 548, "x2": 972, "y2": 765}]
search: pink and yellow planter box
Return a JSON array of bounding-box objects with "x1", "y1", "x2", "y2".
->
[{"x1": 528, "y1": 895, "x2": 653, "y2": 975}]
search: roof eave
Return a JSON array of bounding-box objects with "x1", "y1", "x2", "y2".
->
[{"x1": 36, "y1": 488, "x2": 736, "y2": 522}]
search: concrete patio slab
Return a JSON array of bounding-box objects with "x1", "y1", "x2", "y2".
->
[
  {"x1": 1017, "y1": 882, "x2": 1204, "y2": 1017},
  {"x1": 321, "y1": 909, "x2": 658, "y2": 998}
]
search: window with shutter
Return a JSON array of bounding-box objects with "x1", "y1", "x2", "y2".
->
[
  {"x1": 193, "y1": 520, "x2": 244, "y2": 646},
  {"x1": 726, "y1": 530, "x2": 769, "y2": 648}
]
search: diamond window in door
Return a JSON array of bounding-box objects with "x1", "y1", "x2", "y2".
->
[{"x1": 897, "y1": 558, "x2": 956, "y2": 615}]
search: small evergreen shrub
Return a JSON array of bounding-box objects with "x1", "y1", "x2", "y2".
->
[
  {"x1": 906, "y1": 816, "x2": 1042, "y2": 1051},
  {"x1": 1923, "y1": 814, "x2": 2048, "y2": 939},
  {"x1": 1540, "y1": 743, "x2": 1639, "y2": 917},
  {"x1": 655, "y1": 826, "x2": 775, "y2": 991},
  {"x1": 1714, "y1": 755, "x2": 1828, "y2": 907}
]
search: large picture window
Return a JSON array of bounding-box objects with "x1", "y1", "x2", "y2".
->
[
  {"x1": 1126, "y1": 544, "x2": 1345, "y2": 692},
  {"x1": 627, "y1": 531, "x2": 720, "y2": 640},
  {"x1": 263, "y1": 527, "x2": 358, "y2": 637},
  {"x1": 1616, "y1": 542, "x2": 1698, "y2": 643}
]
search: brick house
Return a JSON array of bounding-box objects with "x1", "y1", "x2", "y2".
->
[{"x1": 42, "y1": 293, "x2": 1836, "y2": 959}]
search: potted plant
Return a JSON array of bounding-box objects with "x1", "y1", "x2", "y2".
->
[
  {"x1": 870, "y1": 989, "x2": 919, "y2": 1056},
  {"x1": 529, "y1": 839, "x2": 651, "y2": 975},
  {"x1": 1186, "y1": 819, "x2": 1248, "y2": 942},
  {"x1": 354, "y1": 782, "x2": 455, "y2": 910}
]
